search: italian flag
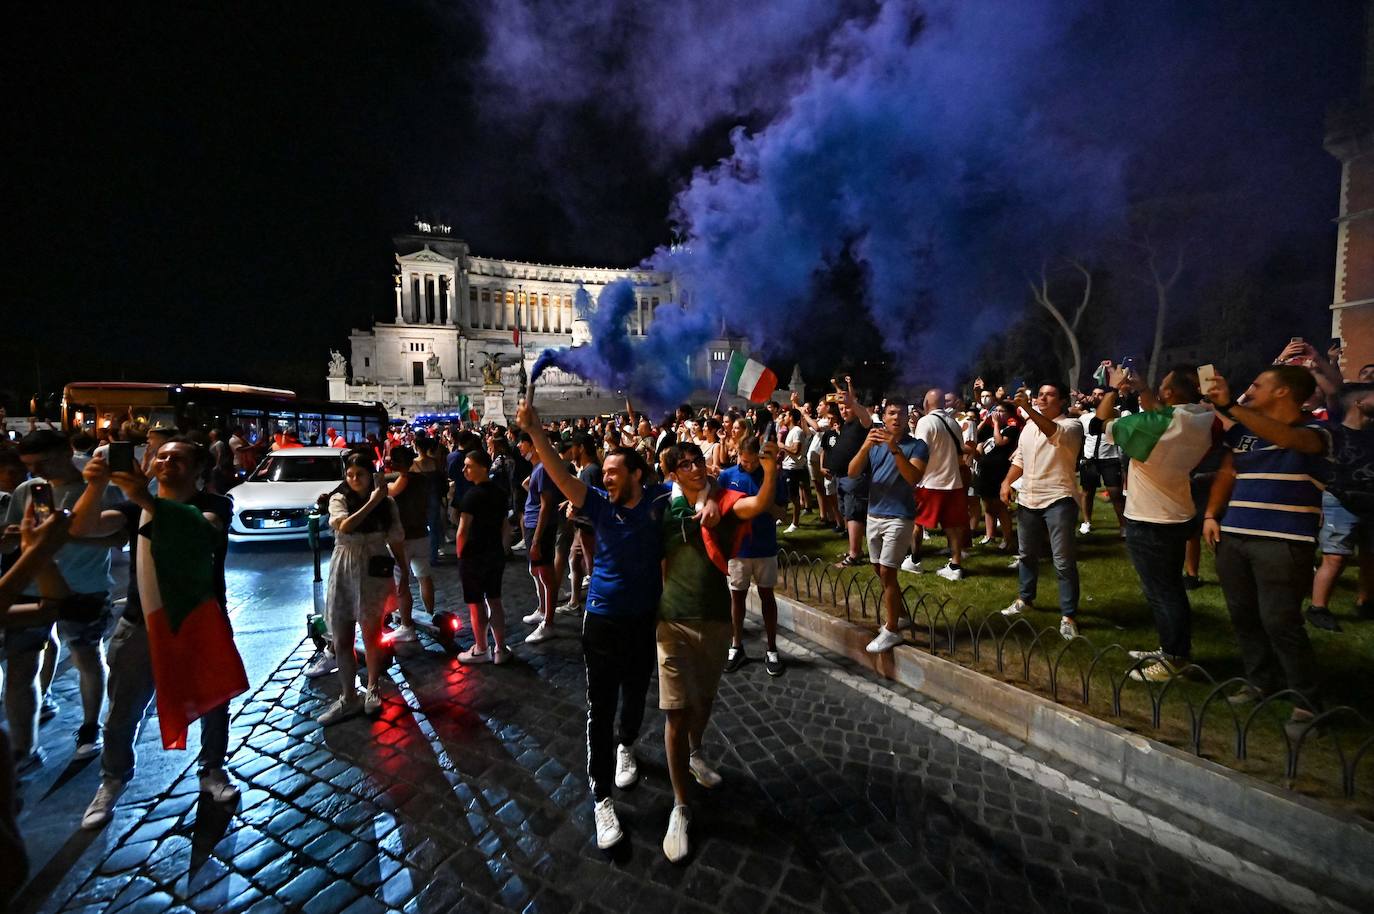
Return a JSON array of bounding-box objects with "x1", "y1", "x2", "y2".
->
[
  {"x1": 137, "y1": 499, "x2": 248, "y2": 750},
  {"x1": 724, "y1": 352, "x2": 778, "y2": 403},
  {"x1": 1108, "y1": 403, "x2": 1218, "y2": 465}
]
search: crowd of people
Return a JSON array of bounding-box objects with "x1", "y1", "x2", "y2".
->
[{"x1": 1, "y1": 336, "x2": 1371, "y2": 886}]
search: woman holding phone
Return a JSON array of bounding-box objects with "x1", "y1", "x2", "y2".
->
[{"x1": 319, "y1": 453, "x2": 408, "y2": 726}]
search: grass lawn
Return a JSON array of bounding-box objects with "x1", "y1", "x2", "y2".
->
[{"x1": 775, "y1": 501, "x2": 1374, "y2": 814}]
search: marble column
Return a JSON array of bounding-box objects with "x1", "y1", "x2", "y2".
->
[{"x1": 394, "y1": 278, "x2": 403, "y2": 324}]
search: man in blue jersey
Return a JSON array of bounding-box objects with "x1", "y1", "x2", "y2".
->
[
  {"x1": 719, "y1": 435, "x2": 790, "y2": 675},
  {"x1": 514, "y1": 398, "x2": 718, "y2": 852},
  {"x1": 1202, "y1": 365, "x2": 1328, "y2": 736}
]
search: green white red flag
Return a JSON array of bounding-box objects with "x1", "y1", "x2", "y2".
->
[
  {"x1": 136, "y1": 499, "x2": 248, "y2": 750},
  {"x1": 724, "y1": 352, "x2": 778, "y2": 403}
]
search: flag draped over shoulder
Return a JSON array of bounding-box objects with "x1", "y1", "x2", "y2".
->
[
  {"x1": 137, "y1": 499, "x2": 248, "y2": 750},
  {"x1": 1109, "y1": 404, "x2": 1216, "y2": 465},
  {"x1": 669, "y1": 485, "x2": 749, "y2": 573}
]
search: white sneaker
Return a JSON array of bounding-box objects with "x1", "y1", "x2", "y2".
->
[
  {"x1": 458, "y1": 647, "x2": 490, "y2": 664},
  {"x1": 1059, "y1": 617, "x2": 1079, "y2": 640},
  {"x1": 865, "y1": 626, "x2": 903, "y2": 653},
  {"x1": 663, "y1": 804, "x2": 691, "y2": 863},
  {"x1": 615, "y1": 744, "x2": 638, "y2": 788},
  {"x1": 522, "y1": 609, "x2": 545, "y2": 625},
  {"x1": 594, "y1": 797, "x2": 623, "y2": 849},
  {"x1": 1006, "y1": 556, "x2": 1021, "y2": 569},
  {"x1": 689, "y1": 752, "x2": 722, "y2": 789},
  {"x1": 492, "y1": 645, "x2": 513, "y2": 665},
  {"x1": 82, "y1": 777, "x2": 124, "y2": 830},
  {"x1": 389, "y1": 624, "x2": 418, "y2": 643},
  {"x1": 363, "y1": 685, "x2": 383, "y2": 716},
  {"x1": 976, "y1": 535, "x2": 993, "y2": 546},
  {"x1": 1127, "y1": 646, "x2": 1165, "y2": 661},
  {"x1": 304, "y1": 649, "x2": 338, "y2": 679},
  {"x1": 782, "y1": 524, "x2": 798, "y2": 534},
  {"x1": 1001, "y1": 598, "x2": 1030, "y2": 617},
  {"x1": 555, "y1": 598, "x2": 583, "y2": 615},
  {"x1": 199, "y1": 768, "x2": 240, "y2": 803},
  {"x1": 900, "y1": 557, "x2": 924, "y2": 574},
  {"x1": 319, "y1": 691, "x2": 362, "y2": 726},
  {"x1": 525, "y1": 622, "x2": 554, "y2": 643},
  {"x1": 936, "y1": 563, "x2": 963, "y2": 581},
  {"x1": 1078, "y1": 522, "x2": 1091, "y2": 535}
]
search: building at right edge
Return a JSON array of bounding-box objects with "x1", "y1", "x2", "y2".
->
[{"x1": 1328, "y1": 1, "x2": 1374, "y2": 376}]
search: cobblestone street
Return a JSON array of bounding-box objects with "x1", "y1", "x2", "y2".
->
[{"x1": 25, "y1": 549, "x2": 1292, "y2": 913}]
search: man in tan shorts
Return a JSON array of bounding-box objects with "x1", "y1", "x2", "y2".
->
[{"x1": 656, "y1": 439, "x2": 779, "y2": 862}]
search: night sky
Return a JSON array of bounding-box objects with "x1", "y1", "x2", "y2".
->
[{"x1": 4, "y1": 1, "x2": 1368, "y2": 408}]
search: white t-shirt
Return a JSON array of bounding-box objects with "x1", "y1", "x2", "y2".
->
[
  {"x1": 1105, "y1": 404, "x2": 1216, "y2": 524},
  {"x1": 781, "y1": 426, "x2": 805, "y2": 470},
  {"x1": 1079, "y1": 412, "x2": 1121, "y2": 461},
  {"x1": 914, "y1": 412, "x2": 964, "y2": 490}
]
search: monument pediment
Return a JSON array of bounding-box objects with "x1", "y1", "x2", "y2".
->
[{"x1": 398, "y1": 245, "x2": 454, "y2": 266}]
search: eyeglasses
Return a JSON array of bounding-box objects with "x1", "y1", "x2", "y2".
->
[{"x1": 675, "y1": 459, "x2": 703, "y2": 472}]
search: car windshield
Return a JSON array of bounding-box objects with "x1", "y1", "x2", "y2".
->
[{"x1": 253, "y1": 455, "x2": 343, "y2": 483}]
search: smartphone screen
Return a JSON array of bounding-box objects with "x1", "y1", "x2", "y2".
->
[
  {"x1": 30, "y1": 482, "x2": 54, "y2": 522},
  {"x1": 108, "y1": 441, "x2": 134, "y2": 473},
  {"x1": 1197, "y1": 363, "x2": 1216, "y2": 394}
]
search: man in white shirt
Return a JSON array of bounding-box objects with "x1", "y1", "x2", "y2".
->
[
  {"x1": 1000, "y1": 382, "x2": 1085, "y2": 639},
  {"x1": 778, "y1": 408, "x2": 808, "y2": 534},
  {"x1": 1099, "y1": 368, "x2": 1216, "y2": 680},
  {"x1": 1077, "y1": 387, "x2": 1126, "y2": 535},
  {"x1": 904, "y1": 389, "x2": 970, "y2": 581}
]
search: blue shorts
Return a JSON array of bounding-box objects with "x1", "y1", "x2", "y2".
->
[{"x1": 1318, "y1": 490, "x2": 1374, "y2": 556}]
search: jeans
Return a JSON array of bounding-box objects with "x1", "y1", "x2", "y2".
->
[
  {"x1": 1017, "y1": 497, "x2": 1079, "y2": 615},
  {"x1": 1214, "y1": 534, "x2": 1321, "y2": 706},
  {"x1": 582, "y1": 611, "x2": 656, "y2": 801},
  {"x1": 1124, "y1": 519, "x2": 1193, "y2": 659},
  {"x1": 102, "y1": 617, "x2": 230, "y2": 784}
]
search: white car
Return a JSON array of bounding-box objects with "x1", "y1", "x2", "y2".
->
[{"x1": 228, "y1": 447, "x2": 347, "y2": 543}]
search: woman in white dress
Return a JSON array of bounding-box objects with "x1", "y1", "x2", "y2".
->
[{"x1": 319, "y1": 453, "x2": 409, "y2": 725}]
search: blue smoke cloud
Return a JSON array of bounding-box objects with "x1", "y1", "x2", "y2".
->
[
  {"x1": 531, "y1": 280, "x2": 704, "y2": 412},
  {"x1": 486, "y1": 0, "x2": 1355, "y2": 391},
  {"x1": 647, "y1": 0, "x2": 1127, "y2": 385}
]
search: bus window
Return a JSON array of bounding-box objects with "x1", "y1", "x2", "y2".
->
[
  {"x1": 364, "y1": 418, "x2": 381, "y2": 440},
  {"x1": 271, "y1": 411, "x2": 299, "y2": 442},
  {"x1": 299, "y1": 412, "x2": 323, "y2": 446}
]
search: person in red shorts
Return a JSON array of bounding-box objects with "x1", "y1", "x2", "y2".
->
[{"x1": 905, "y1": 388, "x2": 971, "y2": 580}]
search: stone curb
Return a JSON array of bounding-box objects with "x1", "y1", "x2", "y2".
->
[{"x1": 752, "y1": 590, "x2": 1374, "y2": 904}]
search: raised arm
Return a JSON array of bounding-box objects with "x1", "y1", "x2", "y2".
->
[
  {"x1": 515, "y1": 399, "x2": 587, "y2": 508},
  {"x1": 730, "y1": 443, "x2": 782, "y2": 520},
  {"x1": 70, "y1": 454, "x2": 133, "y2": 538},
  {"x1": 1205, "y1": 373, "x2": 1325, "y2": 455}
]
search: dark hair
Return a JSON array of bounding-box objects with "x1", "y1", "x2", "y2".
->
[
  {"x1": 390, "y1": 445, "x2": 416, "y2": 467},
  {"x1": 464, "y1": 448, "x2": 492, "y2": 470},
  {"x1": 661, "y1": 441, "x2": 705, "y2": 474},
  {"x1": 516, "y1": 432, "x2": 533, "y2": 445},
  {"x1": 738, "y1": 435, "x2": 761, "y2": 455},
  {"x1": 71, "y1": 432, "x2": 97, "y2": 454},
  {"x1": 787, "y1": 407, "x2": 802, "y2": 423},
  {"x1": 160, "y1": 434, "x2": 209, "y2": 471},
  {"x1": 1037, "y1": 380, "x2": 1070, "y2": 401},
  {"x1": 337, "y1": 454, "x2": 394, "y2": 533},
  {"x1": 1261, "y1": 364, "x2": 1317, "y2": 404},
  {"x1": 17, "y1": 429, "x2": 70, "y2": 455},
  {"x1": 1163, "y1": 365, "x2": 1201, "y2": 403},
  {"x1": 604, "y1": 446, "x2": 648, "y2": 480}
]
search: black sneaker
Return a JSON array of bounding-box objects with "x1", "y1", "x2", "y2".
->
[
  {"x1": 724, "y1": 645, "x2": 746, "y2": 673},
  {"x1": 1305, "y1": 606, "x2": 1342, "y2": 632},
  {"x1": 764, "y1": 651, "x2": 784, "y2": 677},
  {"x1": 1182, "y1": 574, "x2": 1202, "y2": 590},
  {"x1": 75, "y1": 723, "x2": 102, "y2": 760}
]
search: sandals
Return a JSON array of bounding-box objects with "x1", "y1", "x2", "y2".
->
[{"x1": 834, "y1": 553, "x2": 868, "y2": 568}]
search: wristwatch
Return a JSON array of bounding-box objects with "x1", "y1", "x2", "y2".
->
[{"x1": 1213, "y1": 400, "x2": 1235, "y2": 417}]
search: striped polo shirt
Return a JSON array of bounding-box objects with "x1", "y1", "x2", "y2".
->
[{"x1": 1221, "y1": 419, "x2": 1330, "y2": 542}]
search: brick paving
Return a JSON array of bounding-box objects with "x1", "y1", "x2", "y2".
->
[{"x1": 40, "y1": 557, "x2": 1290, "y2": 914}]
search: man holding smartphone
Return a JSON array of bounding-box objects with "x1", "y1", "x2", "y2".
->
[{"x1": 1, "y1": 430, "x2": 126, "y2": 774}]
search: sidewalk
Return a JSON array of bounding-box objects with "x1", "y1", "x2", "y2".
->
[{"x1": 34, "y1": 558, "x2": 1292, "y2": 913}]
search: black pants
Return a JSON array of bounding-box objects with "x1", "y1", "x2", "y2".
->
[
  {"x1": 582, "y1": 611, "x2": 656, "y2": 801},
  {"x1": 1215, "y1": 533, "x2": 1321, "y2": 706},
  {"x1": 1124, "y1": 519, "x2": 1194, "y2": 660}
]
